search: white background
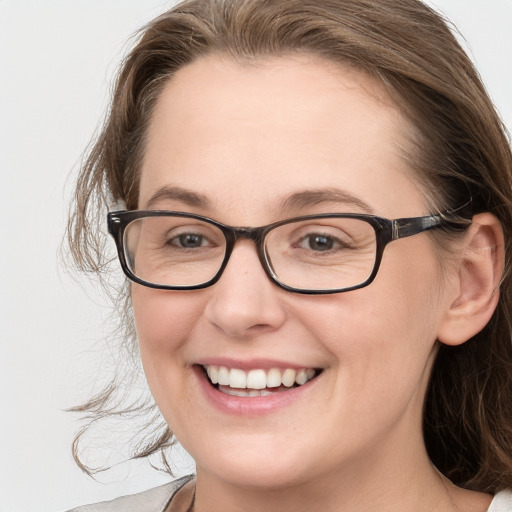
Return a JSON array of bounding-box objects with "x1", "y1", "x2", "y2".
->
[{"x1": 0, "y1": 1, "x2": 511, "y2": 511}]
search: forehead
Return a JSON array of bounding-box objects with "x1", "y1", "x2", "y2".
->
[{"x1": 139, "y1": 55, "x2": 427, "y2": 220}]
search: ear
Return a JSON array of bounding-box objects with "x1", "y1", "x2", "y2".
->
[{"x1": 437, "y1": 212, "x2": 505, "y2": 346}]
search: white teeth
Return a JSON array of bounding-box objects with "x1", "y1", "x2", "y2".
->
[
  {"x1": 229, "y1": 368, "x2": 247, "y2": 388},
  {"x1": 203, "y1": 365, "x2": 318, "y2": 391},
  {"x1": 281, "y1": 368, "x2": 296, "y2": 387},
  {"x1": 218, "y1": 366, "x2": 230, "y2": 386},
  {"x1": 206, "y1": 366, "x2": 218, "y2": 384},
  {"x1": 267, "y1": 368, "x2": 282, "y2": 388},
  {"x1": 246, "y1": 369, "x2": 267, "y2": 389},
  {"x1": 220, "y1": 387, "x2": 276, "y2": 397},
  {"x1": 295, "y1": 369, "x2": 308, "y2": 385}
]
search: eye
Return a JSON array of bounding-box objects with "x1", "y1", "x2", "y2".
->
[
  {"x1": 169, "y1": 232, "x2": 212, "y2": 249},
  {"x1": 299, "y1": 233, "x2": 339, "y2": 252}
]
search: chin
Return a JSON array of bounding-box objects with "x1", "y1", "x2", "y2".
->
[
  {"x1": 190, "y1": 435, "x2": 325, "y2": 490},
  {"x1": 199, "y1": 459, "x2": 311, "y2": 490}
]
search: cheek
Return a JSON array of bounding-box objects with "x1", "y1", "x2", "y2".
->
[
  {"x1": 131, "y1": 285, "x2": 206, "y2": 397},
  {"x1": 300, "y1": 242, "x2": 444, "y2": 397},
  {"x1": 132, "y1": 286, "x2": 202, "y2": 348},
  {"x1": 131, "y1": 286, "x2": 207, "y2": 428}
]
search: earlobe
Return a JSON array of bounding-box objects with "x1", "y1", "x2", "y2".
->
[{"x1": 437, "y1": 213, "x2": 504, "y2": 346}]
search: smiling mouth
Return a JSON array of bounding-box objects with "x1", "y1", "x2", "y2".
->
[{"x1": 201, "y1": 365, "x2": 322, "y2": 397}]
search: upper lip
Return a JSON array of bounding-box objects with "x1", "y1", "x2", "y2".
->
[{"x1": 195, "y1": 357, "x2": 321, "y2": 371}]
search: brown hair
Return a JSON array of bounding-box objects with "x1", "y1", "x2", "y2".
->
[{"x1": 68, "y1": 0, "x2": 512, "y2": 492}]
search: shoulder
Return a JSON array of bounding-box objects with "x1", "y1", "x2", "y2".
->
[
  {"x1": 66, "y1": 475, "x2": 194, "y2": 512},
  {"x1": 488, "y1": 490, "x2": 512, "y2": 512}
]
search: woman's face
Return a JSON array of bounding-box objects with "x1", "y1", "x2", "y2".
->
[{"x1": 133, "y1": 55, "x2": 456, "y2": 489}]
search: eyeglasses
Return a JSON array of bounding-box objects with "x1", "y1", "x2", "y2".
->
[{"x1": 107, "y1": 210, "x2": 471, "y2": 294}]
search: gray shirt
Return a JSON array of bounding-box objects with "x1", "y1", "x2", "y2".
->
[{"x1": 68, "y1": 477, "x2": 512, "y2": 512}]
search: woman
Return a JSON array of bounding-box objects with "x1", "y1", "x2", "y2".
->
[{"x1": 67, "y1": 0, "x2": 512, "y2": 510}]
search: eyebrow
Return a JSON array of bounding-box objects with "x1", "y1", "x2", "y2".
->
[
  {"x1": 278, "y1": 188, "x2": 374, "y2": 214},
  {"x1": 144, "y1": 185, "x2": 374, "y2": 215},
  {"x1": 145, "y1": 186, "x2": 211, "y2": 209}
]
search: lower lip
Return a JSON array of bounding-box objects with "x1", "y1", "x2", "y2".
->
[{"x1": 193, "y1": 366, "x2": 318, "y2": 417}]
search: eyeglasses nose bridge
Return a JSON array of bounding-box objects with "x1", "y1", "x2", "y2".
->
[{"x1": 221, "y1": 225, "x2": 273, "y2": 280}]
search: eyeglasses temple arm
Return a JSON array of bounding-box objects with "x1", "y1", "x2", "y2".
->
[{"x1": 392, "y1": 215, "x2": 471, "y2": 240}]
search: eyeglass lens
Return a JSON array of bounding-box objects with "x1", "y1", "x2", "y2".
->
[{"x1": 123, "y1": 215, "x2": 378, "y2": 291}]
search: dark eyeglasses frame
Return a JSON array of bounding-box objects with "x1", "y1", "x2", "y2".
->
[{"x1": 107, "y1": 210, "x2": 471, "y2": 295}]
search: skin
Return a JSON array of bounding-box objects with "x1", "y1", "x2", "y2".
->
[{"x1": 132, "y1": 55, "x2": 496, "y2": 512}]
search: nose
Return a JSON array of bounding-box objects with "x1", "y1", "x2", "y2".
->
[{"x1": 203, "y1": 240, "x2": 287, "y2": 338}]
